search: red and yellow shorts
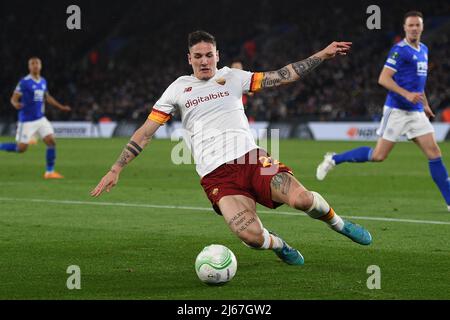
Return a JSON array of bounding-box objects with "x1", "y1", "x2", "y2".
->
[{"x1": 200, "y1": 149, "x2": 293, "y2": 215}]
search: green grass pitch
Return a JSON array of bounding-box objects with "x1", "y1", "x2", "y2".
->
[{"x1": 0, "y1": 137, "x2": 449, "y2": 299}]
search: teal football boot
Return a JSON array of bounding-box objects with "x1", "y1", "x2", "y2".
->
[
  {"x1": 338, "y1": 219, "x2": 372, "y2": 245},
  {"x1": 269, "y1": 231, "x2": 305, "y2": 265}
]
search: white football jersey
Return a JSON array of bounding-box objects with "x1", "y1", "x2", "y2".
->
[{"x1": 149, "y1": 67, "x2": 260, "y2": 177}]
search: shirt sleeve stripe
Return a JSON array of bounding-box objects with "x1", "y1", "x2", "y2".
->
[
  {"x1": 250, "y1": 72, "x2": 264, "y2": 92},
  {"x1": 148, "y1": 109, "x2": 171, "y2": 125},
  {"x1": 383, "y1": 65, "x2": 397, "y2": 72}
]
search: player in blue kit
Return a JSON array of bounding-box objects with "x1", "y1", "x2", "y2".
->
[
  {"x1": 0, "y1": 57, "x2": 71, "y2": 179},
  {"x1": 316, "y1": 11, "x2": 450, "y2": 211}
]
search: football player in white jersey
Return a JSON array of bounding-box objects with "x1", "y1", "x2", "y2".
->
[{"x1": 91, "y1": 31, "x2": 372, "y2": 265}]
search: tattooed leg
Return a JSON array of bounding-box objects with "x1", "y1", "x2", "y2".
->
[
  {"x1": 218, "y1": 195, "x2": 263, "y2": 248},
  {"x1": 270, "y1": 172, "x2": 313, "y2": 211},
  {"x1": 270, "y1": 172, "x2": 292, "y2": 196},
  {"x1": 218, "y1": 195, "x2": 284, "y2": 249},
  {"x1": 270, "y1": 173, "x2": 345, "y2": 232}
]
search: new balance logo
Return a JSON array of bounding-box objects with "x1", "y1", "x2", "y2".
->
[
  {"x1": 413, "y1": 55, "x2": 418, "y2": 60},
  {"x1": 184, "y1": 87, "x2": 192, "y2": 93}
]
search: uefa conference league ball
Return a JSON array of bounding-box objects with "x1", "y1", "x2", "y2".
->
[{"x1": 195, "y1": 244, "x2": 237, "y2": 285}]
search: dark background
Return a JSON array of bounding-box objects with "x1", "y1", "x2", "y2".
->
[{"x1": 1, "y1": 0, "x2": 449, "y2": 124}]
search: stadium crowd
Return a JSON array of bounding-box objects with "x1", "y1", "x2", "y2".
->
[{"x1": 1, "y1": 0, "x2": 449, "y2": 124}]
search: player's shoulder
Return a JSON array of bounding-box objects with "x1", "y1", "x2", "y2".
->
[
  {"x1": 168, "y1": 75, "x2": 197, "y2": 91},
  {"x1": 391, "y1": 39, "x2": 408, "y2": 51},
  {"x1": 392, "y1": 39, "x2": 427, "y2": 52},
  {"x1": 222, "y1": 66, "x2": 251, "y2": 75},
  {"x1": 19, "y1": 75, "x2": 47, "y2": 83},
  {"x1": 389, "y1": 40, "x2": 413, "y2": 59},
  {"x1": 20, "y1": 74, "x2": 32, "y2": 83},
  {"x1": 221, "y1": 66, "x2": 253, "y2": 80},
  {"x1": 159, "y1": 75, "x2": 196, "y2": 98},
  {"x1": 218, "y1": 66, "x2": 232, "y2": 75},
  {"x1": 16, "y1": 75, "x2": 31, "y2": 89},
  {"x1": 173, "y1": 74, "x2": 194, "y2": 84},
  {"x1": 420, "y1": 42, "x2": 428, "y2": 51},
  {"x1": 216, "y1": 66, "x2": 238, "y2": 79}
]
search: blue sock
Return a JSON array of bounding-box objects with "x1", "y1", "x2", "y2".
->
[
  {"x1": 0, "y1": 143, "x2": 18, "y2": 152},
  {"x1": 332, "y1": 147, "x2": 373, "y2": 165},
  {"x1": 46, "y1": 146, "x2": 56, "y2": 172},
  {"x1": 429, "y1": 157, "x2": 450, "y2": 205}
]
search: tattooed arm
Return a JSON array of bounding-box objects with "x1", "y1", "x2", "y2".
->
[
  {"x1": 112, "y1": 120, "x2": 158, "y2": 170},
  {"x1": 255, "y1": 41, "x2": 352, "y2": 90},
  {"x1": 90, "y1": 119, "x2": 161, "y2": 197}
]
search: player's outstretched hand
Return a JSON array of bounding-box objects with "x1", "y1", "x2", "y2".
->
[
  {"x1": 61, "y1": 105, "x2": 72, "y2": 112},
  {"x1": 320, "y1": 41, "x2": 352, "y2": 59},
  {"x1": 424, "y1": 105, "x2": 435, "y2": 118},
  {"x1": 90, "y1": 170, "x2": 120, "y2": 197}
]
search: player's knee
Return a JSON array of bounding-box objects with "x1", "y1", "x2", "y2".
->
[
  {"x1": 428, "y1": 146, "x2": 441, "y2": 159},
  {"x1": 306, "y1": 191, "x2": 331, "y2": 219},
  {"x1": 43, "y1": 135, "x2": 56, "y2": 147},
  {"x1": 291, "y1": 190, "x2": 314, "y2": 211},
  {"x1": 45, "y1": 140, "x2": 56, "y2": 147},
  {"x1": 371, "y1": 153, "x2": 387, "y2": 162},
  {"x1": 17, "y1": 145, "x2": 28, "y2": 153}
]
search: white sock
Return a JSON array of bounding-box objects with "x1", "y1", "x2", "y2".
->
[
  {"x1": 327, "y1": 213, "x2": 345, "y2": 232},
  {"x1": 307, "y1": 192, "x2": 344, "y2": 231},
  {"x1": 261, "y1": 228, "x2": 284, "y2": 250}
]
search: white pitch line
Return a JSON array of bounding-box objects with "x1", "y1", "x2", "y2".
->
[{"x1": 0, "y1": 197, "x2": 450, "y2": 226}]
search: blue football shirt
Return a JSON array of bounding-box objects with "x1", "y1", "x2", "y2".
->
[
  {"x1": 383, "y1": 39, "x2": 428, "y2": 111},
  {"x1": 14, "y1": 75, "x2": 48, "y2": 122}
]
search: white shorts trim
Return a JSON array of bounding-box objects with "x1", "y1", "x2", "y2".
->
[
  {"x1": 15, "y1": 117, "x2": 54, "y2": 144},
  {"x1": 376, "y1": 106, "x2": 434, "y2": 142}
]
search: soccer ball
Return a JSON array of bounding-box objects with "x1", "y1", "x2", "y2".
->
[{"x1": 195, "y1": 244, "x2": 237, "y2": 285}]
